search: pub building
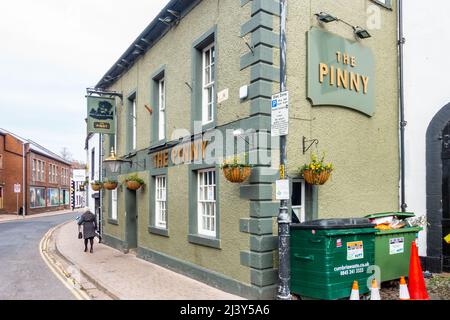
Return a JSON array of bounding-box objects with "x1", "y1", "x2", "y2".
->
[{"x1": 91, "y1": 0, "x2": 401, "y2": 299}]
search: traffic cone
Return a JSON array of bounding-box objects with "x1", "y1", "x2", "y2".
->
[
  {"x1": 408, "y1": 241, "x2": 430, "y2": 300},
  {"x1": 349, "y1": 280, "x2": 360, "y2": 300},
  {"x1": 370, "y1": 279, "x2": 381, "y2": 300},
  {"x1": 399, "y1": 276, "x2": 410, "y2": 300}
]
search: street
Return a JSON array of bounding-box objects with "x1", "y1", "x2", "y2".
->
[{"x1": 0, "y1": 212, "x2": 78, "y2": 300}]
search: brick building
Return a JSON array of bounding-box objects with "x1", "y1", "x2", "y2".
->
[{"x1": 0, "y1": 129, "x2": 72, "y2": 215}]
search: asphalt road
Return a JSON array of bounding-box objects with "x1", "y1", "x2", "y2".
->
[{"x1": 0, "y1": 212, "x2": 79, "y2": 300}]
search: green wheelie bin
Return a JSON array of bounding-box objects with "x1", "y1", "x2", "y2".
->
[
  {"x1": 290, "y1": 218, "x2": 377, "y2": 300},
  {"x1": 365, "y1": 212, "x2": 422, "y2": 282}
]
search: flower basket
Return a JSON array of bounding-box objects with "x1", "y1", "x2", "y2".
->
[
  {"x1": 303, "y1": 169, "x2": 331, "y2": 185},
  {"x1": 104, "y1": 182, "x2": 118, "y2": 190},
  {"x1": 126, "y1": 181, "x2": 142, "y2": 191},
  {"x1": 222, "y1": 166, "x2": 252, "y2": 183},
  {"x1": 91, "y1": 183, "x2": 103, "y2": 191}
]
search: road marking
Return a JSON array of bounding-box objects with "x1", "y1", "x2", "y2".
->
[{"x1": 39, "y1": 226, "x2": 90, "y2": 300}]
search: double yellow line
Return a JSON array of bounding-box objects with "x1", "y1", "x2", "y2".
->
[{"x1": 39, "y1": 225, "x2": 90, "y2": 300}]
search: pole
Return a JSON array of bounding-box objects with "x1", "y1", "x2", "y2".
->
[
  {"x1": 397, "y1": 0, "x2": 407, "y2": 213},
  {"x1": 98, "y1": 133, "x2": 103, "y2": 243},
  {"x1": 277, "y1": 0, "x2": 291, "y2": 301},
  {"x1": 22, "y1": 142, "x2": 26, "y2": 217},
  {"x1": 16, "y1": 192, "x2": 19, "y2": 216}
]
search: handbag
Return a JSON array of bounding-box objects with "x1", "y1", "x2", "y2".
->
[{"x1": 78, "y1": 232, "x2": 83, "y2": 239}]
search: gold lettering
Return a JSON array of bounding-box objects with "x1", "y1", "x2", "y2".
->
[
  {"x1": 184, "y1": 143, "x2": 191, "y2": 163},
  {"x1": 171, "y1": 148, "x2": 178, "y2": 165},
  {"x1": 163, "y1": 150, "x2": 169, "y2": 167},
  {"x1": 330, "y1": 65, "x2": 335, "y2": 86},
  {"x1": 343, "y1": 54, "x2": 350, "y2": 65},
  {"x1": 350, "y1": 72, "x2": 360, "y2": 92},
  {"x1": 337, "y1": 68, "x2": 349, "y2": 89},
  {"x1": 361, "y1": 76, "x2": 369, "y2": 94},
  {"x1": 336, "y1": 51, "x2": 342, "y2": 63},
  {"x1": 319, "y1": 63, "x2": 329, "y2": 83},
  {"x1": 351, "y1": 57, "x2": 357, "y2": 67},
  {"x1": 202, "y1": 141, "x2": 208, "y2": 160}
]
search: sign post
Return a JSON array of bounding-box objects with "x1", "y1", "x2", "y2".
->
[{"x1": 14, "y1": 183, "x2": 21, "y2": 216}]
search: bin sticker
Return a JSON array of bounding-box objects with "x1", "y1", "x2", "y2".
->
[
  {"x1": 334, "y1": 262, "x2": 369, "y2": 277},
  {"x1": 389, "y1": 237, "x2": 405, "y2": 255},
  {"x1": 347, "y1": 241, "x2": 364, "y2": 261},
  {"x1": 336, "y1": 239, "x2": 342, "y2": 248}
]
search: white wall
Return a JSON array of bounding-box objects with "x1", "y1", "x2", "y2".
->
[
  {"x1": 86, "y1": 134, "x2": 101, "y2": 214},
  {"x1": 72, "y1": 169, "x2": 86, "y2": 208},
  {"x1": 404, "y1": 0, "x2": 450, "y2": 256}
]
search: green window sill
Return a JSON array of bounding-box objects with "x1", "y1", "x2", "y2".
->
[
  {"x1": 188, "y1": 234, "x2": 221, "y2": 249},
  {"x1": 108, "y1": 219, "x2": 119, "y2": 226},
  {"x1": 148, "y1": 226, "x2": 169, "y2": 237}
]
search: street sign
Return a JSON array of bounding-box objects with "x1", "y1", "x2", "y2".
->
[
  {"x1": 276, "y1": 179, "x2": 290, "y2": 200},
  {"x1": 14, "y1": 184, "x2": 21, "y2": 193},
  {"x1": 271, "y1": 91, "x2": 289, "y2": 137}
]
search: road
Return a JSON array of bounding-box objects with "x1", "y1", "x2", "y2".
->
[{"x1": 0, "y1": 212, "x2": 79, "y2": 300}]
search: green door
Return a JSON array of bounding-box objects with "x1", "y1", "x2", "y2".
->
[{"x1": 125, "y1": 189, "x2": 138, "y2": 250}]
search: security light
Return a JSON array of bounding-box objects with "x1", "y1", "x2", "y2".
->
[
  {"x1": 315, "y1": 12, "x2": 338, "y2": 23},
  {"x1": 103, "y1": 147, "x2": 123, "y2": 174},
  {"x1": 354, "y1": 27, "x2": 371, "y2": 39},
  {"x1": 158, "y1": 17, "x2": 172, "y2": 25}
]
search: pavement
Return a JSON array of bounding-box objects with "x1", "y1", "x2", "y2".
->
[{"x1": 53, "y1": 220, "x2": 244, "y2": 300}]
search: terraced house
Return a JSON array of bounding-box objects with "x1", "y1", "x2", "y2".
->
[{"x1": 93, "y1": 0, "x2": 400, "y2": 299}]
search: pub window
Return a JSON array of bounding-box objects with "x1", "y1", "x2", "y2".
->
[
  {"x1": 111, "y1": 189, "x2": 118, "y2": 221},
  {"x1": 291, "y1": 180, "x2": 306, "y2": 224},
  {"x1": 155, "y1": 175, "x2": 167, "y2": 229},
  {"x1": 202, "y1": 43, "x2": 215, "y2": 125},
  {"x1": 197, "y1": 169, "x2": 216, "y2": 237},
  {"x1": 158, "y1": 78, "x2": 166, "y2": 141}
]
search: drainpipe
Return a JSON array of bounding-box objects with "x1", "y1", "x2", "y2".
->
[
  {"x1": 22, "y1": 142, "x2": 27, "y2": 217},
  {"x1": 398, "y1": 0, "x2": 407, "y2": 212}
]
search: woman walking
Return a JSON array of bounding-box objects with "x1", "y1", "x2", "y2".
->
[{"x1": 77, "y1": 209, "x2": 98, "y2": 253}]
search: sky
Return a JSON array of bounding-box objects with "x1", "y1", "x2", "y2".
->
[{"x1": 0, "y1": 0, "x2": 168, "y2": 162}]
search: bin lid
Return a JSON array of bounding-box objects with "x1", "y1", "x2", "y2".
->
[
  {"x1": 290, "y1": 218, "x2": 375, "y2": 230},
  {"x1": 365, "y1": 212, "x2": 415, "y2": 219}
]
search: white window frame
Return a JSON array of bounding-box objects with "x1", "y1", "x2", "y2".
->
[
  {"x1": 111, "y1": 189, "x2": 118, "y2": 221},
  {"x1": 32, "y1": 159, "x2": 36, "y2": 182},
  {"x1": 155, "y1": 175, "x2": 167, "y2": 229},
  {"x1": 197, "y1": 169, "x2": 216, "y2": 237},
  {"x1": 202, "y1": 43, "x2": 215, "y2": 125},
  {"x1": 291, "y1": 179, "x2": 306, "y2": 223},
  {"x1": 158, "y1": 78, "x2": 166, "y2": 141},
  {"x1": 132, "y1": 98, "x2": 137, "y2": 150}
]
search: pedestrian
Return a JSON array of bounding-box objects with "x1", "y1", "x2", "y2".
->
[{"x1": 77, "y1": 209, "x2": 97, "y2": 253}]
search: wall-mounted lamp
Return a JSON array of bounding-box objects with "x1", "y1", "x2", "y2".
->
[
  {"x1": 315, "y1": 12, "x2": 338, "y2": 23},
  {"x1": 103, "y1": 147, "x2": 146, "y2": 174},
  {"x1": 315, "y1": 11, "x2": 372, "y2": 40}
]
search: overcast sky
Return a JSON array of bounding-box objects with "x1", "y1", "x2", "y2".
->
[{"x1": 0, "y1": 0, "x2": 168, "y2": 162}]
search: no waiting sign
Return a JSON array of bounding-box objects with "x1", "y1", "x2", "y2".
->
[
  {"x1": 14, "y1": 184, "x2": 21, "y2": 193},
  {"x1": 271, "y1": 91, "x2": 289, "y2": 137}
]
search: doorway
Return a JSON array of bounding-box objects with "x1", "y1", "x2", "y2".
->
[
  {"x1": 125, "y1": 189, "x2": 138, "y2": 250},
  {"x1": 0, "y1": 187, "x2": 3, "y2": 209},
  {"x1": 441, "y1": 123, "x2": 450, "y2": 272}
]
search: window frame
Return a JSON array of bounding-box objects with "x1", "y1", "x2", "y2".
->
[
  {"x1": 197, "y1": 168, "x2": 217, "y2": 237},
  {"x1": 202, "y1": 43, "x2": 215, "y2": 126},
  {"x1": 0, "y1": 154, "x2": 3, "y2": 169},
  {"x1": 111, "y1": 188, "x2": 118, "y2": 221},
  {"x1": 132, "y1": 97, "x2": 137, "y2": 151},
  {"x1": 291, "y1": 179, "x2": 306, "y2": 224},
  {"x1": 155, "y1": 175, "x2": 167, "y2": 229}
]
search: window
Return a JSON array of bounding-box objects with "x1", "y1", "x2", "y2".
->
[
  {"x1": 47, "y1": 188, "x2": 59, "y2": 206},
  {"x1": 55, "y1": 166, "x2": 58, "y2": 183},
  {"x1": 370, "y1": 0, "x2": 392, "y2": 9},
  {"x1": 197, "y1": 169, "x2": 216, "y2": 237},
  {"x1": 131, "y1": 97, "x2": 137, "y2": 151},
  {"x1": 0, "y1": 187, "x2": 3, "y2": 209},
  {"x1": 111, "y1": 189, "x2": 118, "y2": 221},
  {"x1": 0, "y1": 154, "x2": 3, "y2": 169},
  {"x1": 32, "y1": 159, "x2": 36, "y2": 182},
  {"x1": 91, "y1": 149, "x2": 95, "y2": 180},
  {"x1": 291, "y1": 180, "x2": 306, "y2": 223},
  {"x1": 158, "y1": 79, "x2": 166, "y2": 141},
  {"x1": 155, "y1": 176, "x2": 167, "y2": 229},
  {"x1": 202, "y1": 44, "x2": 215, "y2": 125},
  {"x1": 37, "y1": 161, "x2": 41, "y2": 182},
  {"x1": 30, "y1": 187, "x2": 46, "y2": 208},
  {"x1": 41, "y1": 162, "x2": 45, "y2": 182}
]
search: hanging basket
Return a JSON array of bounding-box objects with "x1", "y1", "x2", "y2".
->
[
  {"x1": 303, "y1": 170, "x2": 331, "y2": 185},
  {"x1": 222, "y1": 166, "x2": 252, "y2": 183},
  {"x1": 104, "y1": 182, "x2": 118, "y2": 190},
  {"x1": 126, "y1": 181, "x2": 142, "y2": 191},
  {"x1": 91, "y1": 183, "x2": 103, "y2": 191}
]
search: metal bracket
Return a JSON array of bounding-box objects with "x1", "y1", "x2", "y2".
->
[
  {"x1": 303, "y1": 136, "x2": 319, "y2": 154},
  {"x1": 86, "y1": 88, "x2": 123, "y2": 103}
]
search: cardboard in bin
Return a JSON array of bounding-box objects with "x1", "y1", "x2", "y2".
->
[
  {"x1": 365, "y1": 212, "x2": 415, "y2": 226},
  {"x1": 291, "y1": 218, "x2": 375, "y2": 230}
]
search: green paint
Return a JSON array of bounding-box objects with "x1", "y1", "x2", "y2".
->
[
  {"x1": 240, "y1": 45, "x2": 273, "y2": 70},
  {"x1": 240, "y1": 251, "x2": 274, "y2": 269},
  {"x1": 87, "y1": 96, "x2": 115, "y2": 135},
  {"x1": 240, "y1": 11, "x2": 274, "y2": 37},
  {"x1": 307, "y1": 27, "x2": 375, "y2": 117}
]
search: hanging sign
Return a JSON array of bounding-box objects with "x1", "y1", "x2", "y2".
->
[
  {"x1": 307, "y1": 27, "x2": 375, "y2": 117},
  {"x1": 271, "y1": 91, "x2": 289, "y2": 137},
  {"x1": 87, "y1": 96, "x2": 116, "y2": 134}
]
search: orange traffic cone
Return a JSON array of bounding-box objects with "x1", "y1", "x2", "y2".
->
[
  {"x1": 370, "y1": 279, "x2": 381, "y2": 300},
  {"x1": 349, "y1": 280, "x2": 360, "y2": 300},
  {"x1": 399, "y1": 276, "x2": 410, "y2": 300},
  {"x1": 408, "y1": 241, "x2": 430, "y2": 300}
]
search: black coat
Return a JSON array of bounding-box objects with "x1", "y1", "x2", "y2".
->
[{"x1": 78, "y1": 212, "x2": 97, "y2": 239}]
